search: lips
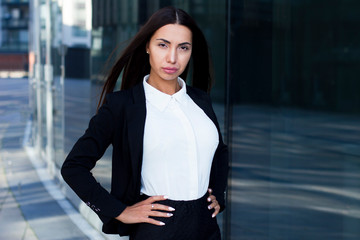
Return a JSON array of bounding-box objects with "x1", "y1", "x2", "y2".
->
[{"x1": 162, "y1": 67, "x2": 178, "y2": 74}]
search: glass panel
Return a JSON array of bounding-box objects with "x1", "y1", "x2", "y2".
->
[
  {"x1": 229, "y1": 0, "x2": 360, "y2": 239},
  {"x1": 28, "y1": 0, "x2": 47, "y2": 157},
  {"x1": 52, "y1": 2, "x2": 65, "y2": 168}
]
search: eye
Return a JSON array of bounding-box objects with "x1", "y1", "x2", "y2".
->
[
  {"x1": 179, "y1": 45, "x2": 190, "y2": 51},
  {"x1": 158, "y1": 43, "x2": 167, "y2": 48}
]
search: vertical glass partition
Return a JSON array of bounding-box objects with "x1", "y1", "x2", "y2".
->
[
  {"x1": 29, "y1": 0, "x2": 47, "y2": 160},
  {"x1": 29, "y1": 0, "x2": 64, "y2": 175},
  {"x1": 51, "y1": 1, "x2": 65, "y2": 171}
]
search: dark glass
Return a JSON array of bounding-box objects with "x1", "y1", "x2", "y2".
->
[{"x1": 228, "y1": 1, "x2": 360, "y2": 239}]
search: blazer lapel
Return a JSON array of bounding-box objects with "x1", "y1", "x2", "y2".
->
[{"x1": 125, "y1": 83, "x2": 146, "y2": 193}]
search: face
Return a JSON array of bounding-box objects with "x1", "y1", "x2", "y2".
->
[{"x1": 146, "y1": 24, "x2": 192, "y2": 83}]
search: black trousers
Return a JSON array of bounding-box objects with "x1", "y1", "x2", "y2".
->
[{"x1": 130, "y1": 193, "x2": 221, "y2": 240}]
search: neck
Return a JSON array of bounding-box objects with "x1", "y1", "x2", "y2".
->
[{"x1": 147, "y1": 76, "x2": 180, "y2": 95}]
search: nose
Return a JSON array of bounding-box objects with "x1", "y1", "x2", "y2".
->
[{"x1": 166, "y1": 47, "x2": 177, "y2": 64}]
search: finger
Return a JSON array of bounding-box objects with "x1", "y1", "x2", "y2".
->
[
  {"x1": 207, "y1": 201, "x2": 218, "y2": 210},
  {"x1": 208, "y1": 188, "x2": 213, "y2": 194},
  {"x1": 148, "y1": 203, "x2": 155, "y2": 210},
  {"x1": 149, "y1": 210, "x2": 173, "y2": 218},
  {"x1": 144, "y1": 217, "x2": 166, "y2": 226},
  {"x1": 212, "y1": 206, "x2": 220, "y2": 218},
  {"x1": 207, "y1": 195, "x2": 216, "y2": 202},
  {"x1": 144, "y1": 195, "x2": 169, "y2": 203},
  {"x1": 151, "y1": 203, "x2": 175, "y2": 211}
]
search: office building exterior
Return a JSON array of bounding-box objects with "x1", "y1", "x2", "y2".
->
[{"x1": 28, "y1": 1, "x2": 360, "y2": 239}]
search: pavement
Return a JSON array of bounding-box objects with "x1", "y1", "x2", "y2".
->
[{"x1": 0, "y1": 78, "x2": 120, "y2": 240}]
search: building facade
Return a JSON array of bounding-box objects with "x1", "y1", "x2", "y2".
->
[
  {"x1": 0, "y1": 0, "x2": 29, "y2": 74},
  {"x1": 28, "y1": 0, "x2": 360, "y2": 239}
]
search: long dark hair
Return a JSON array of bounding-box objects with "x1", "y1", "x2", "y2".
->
[{"x1": 98, "y1": 6, "x2": 213, "y2": 108}]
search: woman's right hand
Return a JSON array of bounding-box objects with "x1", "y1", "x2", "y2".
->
[{"x1": 115, "y1": 195, "x2": 175, "y2": 226}]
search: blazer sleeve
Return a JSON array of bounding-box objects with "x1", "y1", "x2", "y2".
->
[{"x1": 61, "y1": 94, "x2": 127, "y2": 224}]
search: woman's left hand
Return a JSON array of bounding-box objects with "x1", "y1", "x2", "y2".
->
[{"x1": 207, "y1": 188, "x2": 220, "y2": 218}]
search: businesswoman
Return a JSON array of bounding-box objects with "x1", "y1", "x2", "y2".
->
[{"x1": 61, "y1": 6, "x2": 228, "y2": 240}]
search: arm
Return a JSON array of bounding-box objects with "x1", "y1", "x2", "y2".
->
[
  {"x1": 61, "y1": 93, "x2": 175, "y2": 227},
  {"x1": 61, "y1": 94, "x2": 126, "y2": 224},
  {"x1": 209, "y1": 138, "x2": 229, "y2": 212},
  {"x1": 203, "y1": 93, "x2": 229, "y2": 213}
]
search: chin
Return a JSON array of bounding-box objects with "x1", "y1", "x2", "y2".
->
[{"x1": 161, "y1": 74, "x2": 180, "y2": 81}]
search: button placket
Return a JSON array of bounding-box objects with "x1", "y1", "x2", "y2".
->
[{"x1": 172, "y1": 104, "x2": 199, "y2": 196}]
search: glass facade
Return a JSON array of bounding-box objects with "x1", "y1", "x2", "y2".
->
[
  {"x1": 28, "y1": 0, "x2": 360, "y2": 239},
  {"x1": 228, "y1": 1, "x2": 360, "y2": 239}
]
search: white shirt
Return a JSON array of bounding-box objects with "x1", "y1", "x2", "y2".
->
[{"x1": 141, "y1": 75, "x2": 219, "y2": 200}]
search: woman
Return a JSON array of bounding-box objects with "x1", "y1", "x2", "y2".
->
[{"x1": 61, "y1": 6, "x2": 228, "y2": 240}]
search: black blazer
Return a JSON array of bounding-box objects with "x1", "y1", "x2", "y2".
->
[{"x1": 61, "y1": 82, "x2": 228, "y2": 236}]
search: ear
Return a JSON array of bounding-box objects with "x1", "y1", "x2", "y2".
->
[{"x1": 146, "y1": 42, "x2": 149, "y2": 54}]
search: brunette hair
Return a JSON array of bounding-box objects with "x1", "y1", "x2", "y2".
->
[{"x1": 98, "y1": 6, "x2": 213, "y2": 108}]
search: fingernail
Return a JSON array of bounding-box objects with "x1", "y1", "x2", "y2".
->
[
  {"x1": 164, "y1": 195, "x2": 169, "y2": 199},
  {"x1": 207, "y1": 197, "x2": 211, "y2": 202},
  {"x1": 160, "y1": 222, "x2": 165, "y2": 226},
  {"x1": 212, "y1": 214, "x2": 215, "y2": 218},
  {"x1": 169, "y1": 207, "x2": 175, "y2": 211},
  {"x1": 208, "y1": 205, "x2": 211, "y2": 210},
  {"x1": 167, "y1": 213, "x2": 173, "y2": 217}
]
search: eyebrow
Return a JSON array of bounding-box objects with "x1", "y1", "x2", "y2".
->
[{"x1": 156, "y1": 38, "x2": 192, "y2": 46}]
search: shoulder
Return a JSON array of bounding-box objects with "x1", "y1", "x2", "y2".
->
[
  {"x1": 99, "y1": 84, "x2": 140, "y2": 117},
  {"x1": 106, "y1": 89, "x2": 132, "y2": 104},
  {"x1": 105, "y1": 82, "x2": 143, "y2": 107},
  {"x1": 102, "y1": 90, "x2": 129, "y2": 114},
  {"x1": 187, "y1": 85, "x2": 212, "y2": 103}
]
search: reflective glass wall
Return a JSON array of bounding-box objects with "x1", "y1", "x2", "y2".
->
[
  {"x1": 28, "y1": 0, "x2": 360, "y2": 239},
  {"x1": 228, "y1": 0, "x2": 360, "y2": 239}
]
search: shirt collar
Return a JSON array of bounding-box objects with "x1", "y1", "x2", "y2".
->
[{"x1": 143, "y1": 74, "x2": 188, "y2": 111}]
